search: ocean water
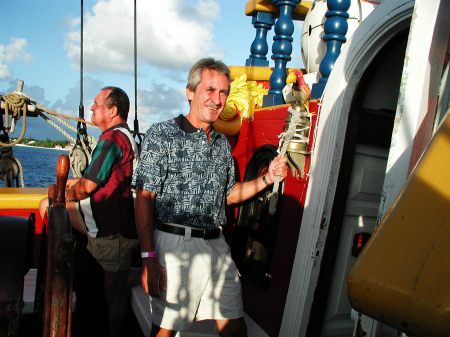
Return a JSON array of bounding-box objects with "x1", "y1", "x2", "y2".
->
[{"x1": 0, "y1": 145, "x2": 73, "y2": 188}]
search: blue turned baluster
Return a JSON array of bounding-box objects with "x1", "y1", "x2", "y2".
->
[
  {"x1": 246, "y1": 12, "x2": 276, "y2": 67},
  {"x1": 263, "y1": 0, "x2": 300, "y2": 107},
  {"x1": 310, "y1": 0, "x2": 351, "y2": 99}
]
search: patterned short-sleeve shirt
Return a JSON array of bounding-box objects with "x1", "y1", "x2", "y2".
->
[{"x1": 131, "y1": 115, "x2": 235, "y2": 229}]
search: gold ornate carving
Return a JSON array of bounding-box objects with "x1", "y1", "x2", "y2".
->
[
  {"x1": 223, "y1": 74, "x2": 268, "y2": 119},
  {"x1": 214, "y1": 74, "x2": 268, "y2": 136}
]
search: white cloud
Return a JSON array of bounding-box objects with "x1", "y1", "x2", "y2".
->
[
  {"x1": 48, "y1": 75, "x2": 189, "y2": 136},
  {"x1": 1, "y1": 80, "x2": 51, "y2": 108},
  {"x1": 64, "y1": 0, "x2": 221, "y2": 74},
  {"x1": 136, "y1": 81, "x2": 188, "y2": 131},
  {"x1": 0, "y1": 38, "x2": 33, "y2": 80},
  {"x1": 0, "y1": 63, "x2": 12, "y2": 80},
  {"x1": 50, "y1": 76, "x2": 105, "y2": 118},
  {"x1": 57, "y1": 14, "x2": 80, "y2": 30},
  {"x1": 4, "y1": 38, "x2": 32, "y2": 63}
]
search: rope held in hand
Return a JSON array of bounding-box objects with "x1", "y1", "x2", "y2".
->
[{"x1": 268, "y1": 106, "x2": 301, "y2": 215}]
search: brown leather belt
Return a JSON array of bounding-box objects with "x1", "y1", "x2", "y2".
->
[{"x1": 157, "y1": 223, "x2": 221, "y2": 240}]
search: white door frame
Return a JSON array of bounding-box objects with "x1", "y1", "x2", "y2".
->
[{"x1": 280, "y1": 1, "x2": 415, "y2": 336}]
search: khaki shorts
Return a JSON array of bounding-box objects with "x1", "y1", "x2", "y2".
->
[
  {"x1": 87, "y1": 233, "x2": 139, "y2": 272},
  {"x1": 151, "y1": 226, "x2": 244, "y2": 331}
]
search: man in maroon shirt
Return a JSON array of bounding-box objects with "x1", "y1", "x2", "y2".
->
[{"x1": 40, "y1": 86, "x2": 139, "y2": 337}]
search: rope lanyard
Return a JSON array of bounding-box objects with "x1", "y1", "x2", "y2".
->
[{"x1": 268, "y1": 106, "x2": 301, "y2": 214}]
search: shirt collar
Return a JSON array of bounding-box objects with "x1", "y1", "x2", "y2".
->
[
  {"x1": 102, "y1": 123, "x2": 129, "y2": 135},
  {"x1": 174, "y1": 114, "x2": 220, "y2": 141},
  {"x1": 174, "y1": 114, "x2": 197, "y2": 133}
]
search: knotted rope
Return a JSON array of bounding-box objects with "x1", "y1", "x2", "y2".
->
[
  {"x1": 1, "y1": 91, "x2": 98, "y2": 180},
  {"x1": 268, "y1": 106, "x2": 301, "y2": 215},
  {"x1": 1, "y1": 91, "x2": 95, "y2": 146},
  {"x1": 0, "y1": 92, "x2": 29, "y2": 146}
]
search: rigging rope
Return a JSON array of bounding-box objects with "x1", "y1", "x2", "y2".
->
[
  {"x1": 134, "y1": 0, "x2": 138, "y2": 124},
  {"x1": 0, "y1": 91, "x2": 95, "y2": 147},
  {"x1": 1, "y1": 90, "x2": 98, "y2": 181},
  {"x1": 11, "y1": 154, "x2": 25, "y2": 188},
  {"x1": 80, "y1": 0, "x2": 84, "y2": 108},
  {"x1": 133, "y1": 0, "x2": 143, "y2": 150},
  {"x1": 0, "y1": 91, "x2": 95, "y2": 148}
]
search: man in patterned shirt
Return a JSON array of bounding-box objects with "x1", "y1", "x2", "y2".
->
[
  {"x1": 40, "y1": 86, "x2": 139, "y2": 337},
  {"x1": 132, "y1": 58, "x2": 288, "y2": 337}
]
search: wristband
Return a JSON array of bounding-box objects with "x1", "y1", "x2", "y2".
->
[
  {"x1": 262, "y1": 175, "x2": 270, "y2": 186},
  {"x1": 141, "y1": 252, "x2": 157, "y2": 258}
]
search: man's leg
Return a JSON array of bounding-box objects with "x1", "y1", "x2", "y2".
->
[
  {"x1": 216, "y1": 318, "x2": 247, "y2": 337},
  {"x1": 65, "y1": 201, "x2": 88, "y2": 234},
  {"x1": 38, "y1": 198, "x2": 48, "y2": 219},
  {"x1": 39, "y1": 197, "x2": 87, "y2": 235},
  {"x1": 103, "y1": 268, "x2": 130, "y2": 337},
  {"x1": 150, "y1": 324, "x2": 177, "y2": 337}
]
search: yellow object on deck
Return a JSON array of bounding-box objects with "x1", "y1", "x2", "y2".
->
[
  {"x1": 245, "y1": 0, "x2": 312, "y2": 17},
  {"x1": 347, "y1": 111, "x2": 450, "y2": 337},
  {"x1": 0, "y1": 188, "x2": 47, "y2": 209}
]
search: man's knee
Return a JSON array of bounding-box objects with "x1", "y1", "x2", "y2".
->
[
  {"x1": 150, "y1": 324, "x2": 177, "y2": 337},
  {"x1": 39, "y1": 198, "x2": 49, "y2": 219},
  {"x1": 216, "y1": 317, "x2": 247, "y2": 337},
  {"x1": 65, "y1": 202, "x2": 88, "y2": 234}
]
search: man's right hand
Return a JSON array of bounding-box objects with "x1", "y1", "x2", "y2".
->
[
  {"x1": 141, "y1": 258, "x2": 166, "y2": 298},
  {"x1": 66, "y1": 178, "x2": 80, "y2": 188}
]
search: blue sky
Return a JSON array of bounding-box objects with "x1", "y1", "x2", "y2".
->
[{"x1": 1, "y1": 0, "x2": 305, "y2": 141}]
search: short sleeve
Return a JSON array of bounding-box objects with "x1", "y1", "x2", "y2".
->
[
  {"x1": 225, "y1": 142, "x2": 235, "y2": 196},
  {"x1": 84, "y1": 138, "x2": 122, "y2": 186},
  {"x1": 131, "y1": 125, "x2": 169, "y2": 193}
]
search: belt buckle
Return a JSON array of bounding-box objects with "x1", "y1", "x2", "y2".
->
[
  {"x1": 203, "y1": 228, "x2": 216, "y2": 240},
  {"x1": 202, "y1": 229, "x2": 208, "y2": 240},
  {"x1": 202, "y1": 227, "x2": 221, "y2": 240}
]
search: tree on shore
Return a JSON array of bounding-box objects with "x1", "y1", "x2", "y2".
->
[{"x1": 12, "y1": 138, "x2": 71, "y2": 149}]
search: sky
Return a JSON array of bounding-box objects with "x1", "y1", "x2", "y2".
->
[{"x1": 1, "y1": 0, "x2": 305, "y2": 141}]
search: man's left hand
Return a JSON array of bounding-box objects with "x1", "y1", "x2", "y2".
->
[{"x1": 267, "y1": 155, "x2": 288, "y2": 184}]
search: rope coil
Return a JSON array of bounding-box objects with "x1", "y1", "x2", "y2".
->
[{"x1": 1, "y1": 92, "x2": 29, "y2": 146}]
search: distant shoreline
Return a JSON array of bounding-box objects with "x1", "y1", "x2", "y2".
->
[{"x1": 14, "y1": 144, "x2": 70, "y2": 151}]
